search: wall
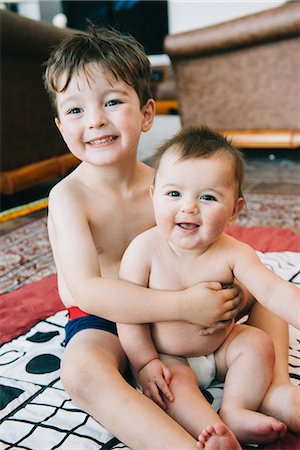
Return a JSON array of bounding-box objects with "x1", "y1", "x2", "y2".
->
[
  {"x1": 14, "y1": 1, "x2": 288, "y2": 33},
  {"x1": 168, "y1": 0, "x2": 288, "y2": 34}
]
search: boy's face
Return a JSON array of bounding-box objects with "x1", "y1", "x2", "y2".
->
[
  {"x1": 150, "y1": 149, "x2": 244, "y2": 252},
  {"x1": 54, "y1": 62, "x2": 155, "y2": 167}
]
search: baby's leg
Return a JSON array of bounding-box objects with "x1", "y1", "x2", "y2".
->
[
  {"x1": 61, "y1": 330, "x2": 198, "y2": 449},
  {"x1": 216, "y1": 324, "x2": 287, "y2": 444},
  {"x1": 160, "y1": 354, "x2": 241, "y2": 450},
  {"x1": 246, "y1": 301, "x2": 300, "y2": 433}
]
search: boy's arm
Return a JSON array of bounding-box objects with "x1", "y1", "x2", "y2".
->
[
  {"x1": 231, "y1": 240, "x2": 300, "y2": 329},
  {"x1": 48, "y1": 185, "x2": 242, "y2": 325}
]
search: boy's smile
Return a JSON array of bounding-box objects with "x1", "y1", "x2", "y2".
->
[{"x1": 87, "y1": 135, "x2": 118, "y2": 146}]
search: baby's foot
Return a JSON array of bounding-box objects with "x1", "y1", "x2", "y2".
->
[
  {"x1": 259, "y1": 383, "x2": 300, "y2": 433},
  {"x1": 221, "y1": 408, "x2": 287, "y2": 443},
  {"x1": 197, "y1": 423, "x2": 241, "y2": 450}
]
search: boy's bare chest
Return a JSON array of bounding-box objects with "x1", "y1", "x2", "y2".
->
[{"x1": 89, "y1": 197, "x2": 154, "y2": 272}]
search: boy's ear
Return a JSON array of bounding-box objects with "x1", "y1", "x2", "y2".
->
[
  {"x1": 54, "y1": 116, "x2": 62, "y2": 133},
  {"x1": 141, "y1": 99, "x2": 156, "y2": 132},
  {"x1": 229, "y1": 197, "x2": 245, "y2": 224}
]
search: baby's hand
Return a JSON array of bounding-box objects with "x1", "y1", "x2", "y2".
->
[
  {"x1": 186, "y1": 281, "x2": 242, "y2": 328},
  {"x1": 138, "y1": 358, "x2": 173, "y2": 409}
]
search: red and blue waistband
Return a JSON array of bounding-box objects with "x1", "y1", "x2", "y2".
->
[{"x1": 67, "y1": 306, "x2": 90, "y2": 320}]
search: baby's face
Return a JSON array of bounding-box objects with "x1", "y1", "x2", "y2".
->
[{"x1": 151, "y1": 149, "x2": 243, "y2": 252}]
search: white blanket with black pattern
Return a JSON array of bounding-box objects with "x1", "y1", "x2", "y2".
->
[{"x1": 1, "y1": 251, "x2": 299, "y2": 450}]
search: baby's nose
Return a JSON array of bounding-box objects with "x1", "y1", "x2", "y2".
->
[{"x1": 181, "y1": 199, "x2": 199, "y2": 214}]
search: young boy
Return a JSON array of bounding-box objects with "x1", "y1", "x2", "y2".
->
[
  {"x1": 44, "y1": 26, "x2": 245, "y2": 449},
  {"x1": 117, "y1": 126, "x2": 300, "y2": 447},
  {"x1": 44, "y1": 25, "x2": 299, "y2": 449}
]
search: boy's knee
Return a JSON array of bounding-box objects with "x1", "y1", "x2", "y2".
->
[
  {"x1": 60, "y1": 343, "x2": 99, "y2": 396},
  {"x1": 60, "y1": 351, "x2": 83, "y2": 396}
]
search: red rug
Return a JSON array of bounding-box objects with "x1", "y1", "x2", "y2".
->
[{"x1": 0, "y1": 274, "x2": 64, "y2": 344}]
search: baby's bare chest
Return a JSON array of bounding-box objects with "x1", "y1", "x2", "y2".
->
[{"x1": 149, "y1": 253, "x2": 234, "y2": 290}]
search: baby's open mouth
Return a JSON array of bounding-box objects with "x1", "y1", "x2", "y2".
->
[{"x1": 177, "y1": 223, "x2": 199, "y2": 230}]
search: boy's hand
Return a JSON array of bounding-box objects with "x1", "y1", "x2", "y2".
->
[
  {"x1": 138, "y1": 358, "x2": 173, "y2": 409},
  {"x1": 185, "y1": 281, "x2": 242, "y2": 330}
]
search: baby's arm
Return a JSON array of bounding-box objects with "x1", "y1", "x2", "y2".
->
[
  {"x1": 117, "y1": 242, "x2": 173, "y2": 408},
  {"x1": 230, "y1": 238, "x2": 300, "y2": 329},
  {"x1": 117, "y1": 322, "x2": 173, "y2": 408}
]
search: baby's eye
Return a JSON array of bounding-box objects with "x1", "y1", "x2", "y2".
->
[
  {"x1": 167, "y1": 191, "x2": 180, "y2": 197},
  {"x1": 67, "y1": 107, "x2": 82, "y2": 115},
  {"x1": 105, "y1": 99, "x2": 123, "y2": 107},
  {"x1": 200, "y1": 194, "x2": 217, "y2": 201}
]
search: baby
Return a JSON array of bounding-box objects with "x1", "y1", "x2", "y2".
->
[{"x1": 118, "y1": 126, "x2": 299, "y2": 448}]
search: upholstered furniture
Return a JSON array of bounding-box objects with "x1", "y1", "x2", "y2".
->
[
  {"x1": 164, "y1": 1, "x2": 300, "y2": 150},
  {"x1": 0, "y1": 10, "x2": 78, "y2": 195}
]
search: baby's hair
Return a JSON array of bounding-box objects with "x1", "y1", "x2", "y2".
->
[
  {"x1": 44, "y1": 24, "x2": 152, "y2": 113},
  {"x1": 151, "y1": 126, "x2": 245, "y2": 198}
]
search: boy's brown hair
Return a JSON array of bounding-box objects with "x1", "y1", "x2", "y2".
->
[
  {"x1": 151, "y1": 126, "x2": 245, "y2": 198},
  {"x1": 44, "y1": 25, "x2": 152, "y2": 113}
]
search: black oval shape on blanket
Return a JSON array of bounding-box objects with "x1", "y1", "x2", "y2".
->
[
  {"x1": 26, "y1": 354, "x2": 60, "y2": 374},
  {"x1": 27, "y1": 331, "x2": 59, "y2": 343}
]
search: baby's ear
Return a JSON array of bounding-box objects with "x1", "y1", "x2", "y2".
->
[
  {"x1": 149, "y1": 184, "x2": 155, "y2": 198},
  {"x1": 230, "y1": 197, "x2": 245, "y2": 223}
]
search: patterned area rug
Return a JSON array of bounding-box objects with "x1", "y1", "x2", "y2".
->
[
  {"x1": 237, "y1": 193, "x2": 300, "y2": 232},
  {"x1": 0, "y1": 215, "x2": 55, "y2": 295}
]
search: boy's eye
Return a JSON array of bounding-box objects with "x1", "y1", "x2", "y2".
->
[
  {"x1": 167, "y1": 191, "x2": 180, "y2": 197},
  {"x1": 105, "y1": 99, "x2": 123, "y2": 107},
  {"x1": 67, "y1": 107, "x2": 82, "y2": 115},
  {"x1": 200, "y1": 194, "x2": 217, "y2": 201}
]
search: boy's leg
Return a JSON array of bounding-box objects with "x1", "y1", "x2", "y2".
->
[
  {"x1": 246, "y1": 301, "x2": 300, "y2": 433},
  {"x1": 215, "y1": 324, "x2": 287, "y2": 444},
  {"x1": 61, "y1": 329, "x2": 198, "y2": 450},
  {"x1": 160, "y1": 354, "x2": 241, "y2": 450}
]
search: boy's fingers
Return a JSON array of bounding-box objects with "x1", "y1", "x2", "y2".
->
[
  {"x1": 224, "y1": 296, "x2": 241, "y2": 311},
  {"x1": 223, "y1": 287, "x2": 239, "y2": 301},
  {"x1": 199, "y1": 318, "x2": 234, "y2": 335},
  {"x1": 224, "y1": 306, "x2": 239, "y2": 319}
]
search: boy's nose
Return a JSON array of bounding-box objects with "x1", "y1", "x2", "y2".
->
[{"x1": 88, "y1": 108, "x2": 107, "y2": 128}]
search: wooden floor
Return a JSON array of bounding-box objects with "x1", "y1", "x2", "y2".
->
[{"x1": 244, "y1": 159, "x2": 300, "y2": 195}]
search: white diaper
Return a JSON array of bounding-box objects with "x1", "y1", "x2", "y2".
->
[{"x1": 187, "y1": 353, "x2": 216, "y2": 389}]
